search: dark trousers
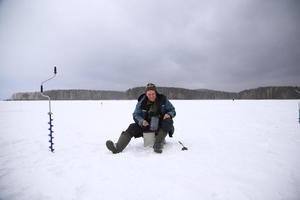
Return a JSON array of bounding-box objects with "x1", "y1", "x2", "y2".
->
[{"x1": 126, "y1": 118, "x2": 174, "y2": 138}]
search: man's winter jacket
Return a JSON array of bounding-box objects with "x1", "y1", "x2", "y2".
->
[{"x1": 133, "y1": 93, "x2": 176, "y2": 127}]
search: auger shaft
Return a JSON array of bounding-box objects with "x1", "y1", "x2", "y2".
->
[
  {"x1": 41, "y1": 66, "x2": 57, "y2": 152},
  {"x1": 48, "y1": 112, "x2": 55, "y2": 152}
]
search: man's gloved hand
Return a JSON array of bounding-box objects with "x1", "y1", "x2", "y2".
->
[
  {"x1": 163, "y1": 114, "x2": 171, "y2": 120},
  {"x1": 142, "y1": 120, "x2": 149, "y2": 127}
]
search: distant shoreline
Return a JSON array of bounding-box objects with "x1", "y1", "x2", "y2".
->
[{"x1": 7, "y1": 86, "x2": 300, "y2": 100}]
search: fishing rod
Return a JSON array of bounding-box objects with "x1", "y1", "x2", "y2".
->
[{"x1": 178, "y1": 141, "x2": 188, "y2": 151}]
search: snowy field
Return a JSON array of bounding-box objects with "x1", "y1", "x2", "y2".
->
[{"x1": 0, "y1": 100, "x2": 299, "y2": 200}]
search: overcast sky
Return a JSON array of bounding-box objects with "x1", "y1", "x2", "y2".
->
[{"x1": 0, "y1": 0, "x2": 299, "y2": 99}]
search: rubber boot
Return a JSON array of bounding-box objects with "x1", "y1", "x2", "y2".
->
[
  {"x1": 106, "y1": 131, "x2": 132, "y2": 154},
  {"x1": 153, "y1": 129, "x2": 168, "y2": 153}
]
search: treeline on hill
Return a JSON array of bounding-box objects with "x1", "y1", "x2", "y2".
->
[{"x1": 8, "y1": 86, "x2": 300, "y2": 100}]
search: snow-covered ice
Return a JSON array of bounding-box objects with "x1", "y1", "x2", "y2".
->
[{"x1": 0, "y1": 100, "x2": 299, "y2": 200}]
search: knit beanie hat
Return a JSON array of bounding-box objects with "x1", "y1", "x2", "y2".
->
[{"x1": 145, "y1": 83, "x2": 157, "y2": 92}]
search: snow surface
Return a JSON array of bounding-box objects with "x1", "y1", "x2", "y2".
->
[{"x1": 0, "y1": 100, "x2": 300, "y2": 200}]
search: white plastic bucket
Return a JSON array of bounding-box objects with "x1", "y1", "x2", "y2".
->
[{"x1": 143, "y1": 132, "x2": 155, "y2": 147}]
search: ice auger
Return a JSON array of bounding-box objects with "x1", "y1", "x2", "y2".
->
[{"x1": 41, "y1": 66, "x2": 57, "y2": 152}]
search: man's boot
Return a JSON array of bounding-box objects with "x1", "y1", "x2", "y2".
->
[
  {"x1": 153, "y1": 129, "x2": 168, "y2": 153},
  {"x1": 106, "y1": 131, "x2": 132, "y2": 154}
]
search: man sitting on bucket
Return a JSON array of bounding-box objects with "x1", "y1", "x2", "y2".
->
[{"x1": 106, "y1": 83, "x2": 176, "y2": 154}]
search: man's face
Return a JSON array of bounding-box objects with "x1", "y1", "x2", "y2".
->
[{"x1": 146, "y1": 90, "x2": 156, "y2": 102}]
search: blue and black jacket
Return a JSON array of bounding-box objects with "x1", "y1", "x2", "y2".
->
[{"x1": 133, "y1": 93, "x2": 176, "y2": 136}]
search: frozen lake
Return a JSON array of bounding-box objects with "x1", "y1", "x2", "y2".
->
[{"x1": 0, "y1": 100, "x2": 299, "y2": 200}]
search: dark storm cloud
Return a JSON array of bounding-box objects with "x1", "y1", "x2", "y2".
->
[{"x1": 0, "y1": 0, "x2": 299, "y2": 99}]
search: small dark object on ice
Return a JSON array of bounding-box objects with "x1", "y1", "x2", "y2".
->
[{"x1": 178, "y1": 141, "x2": 188, "y2": 151}]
